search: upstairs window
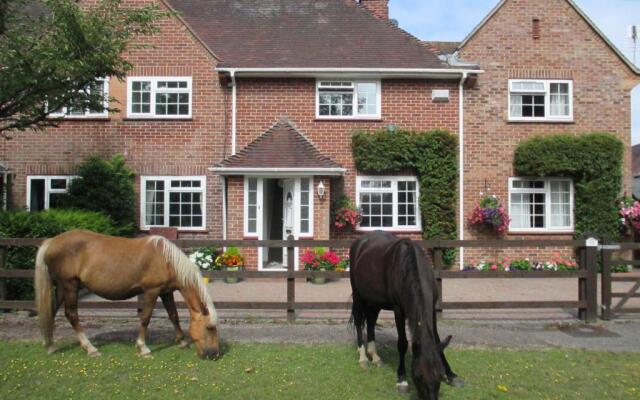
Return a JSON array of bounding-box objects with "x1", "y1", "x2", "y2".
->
[
  {"x1": 128, "y1": 77, "x2": 192, "y2": 118},
  {"x1": 509, "y1": 178, "x2": 573, "y2": 232},
  {"x1": 316, "y1": 80, "x2": 380, "y2": 119},
  {"x1": 356, "y1": 176, "x2": 420, "y2": 231},
  {"x1": 50, "y1": 78, "x2": 109, "y2": 118},
  {"x1": 508, "y1": 79, "x2": 572, "y2": 122}
]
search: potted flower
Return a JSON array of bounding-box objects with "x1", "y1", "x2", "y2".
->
[
  {"x1": 619, "y1": 197, "x2": 640, "y2": 237},
  {"x1": 332, "y1": 195, "x2": 362, "y2": 232},
  {"x1": 215, "y1": 247, "x2": 245, "y2": 284},
  {"x1": 300, "y1": 247, "x2": 341, "y2": 284},
  {"x1": 189, "y1": 247, "x2": 220, "y2": 284},
  {"x1": 468, "y1": 195, "x2": 510, "y2": 235}
]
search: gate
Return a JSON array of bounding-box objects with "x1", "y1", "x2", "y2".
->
[{"x1": 601, "y1": 242, "x2": 640, "y2": 319}]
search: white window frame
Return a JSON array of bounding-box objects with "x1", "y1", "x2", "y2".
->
[
  {"x1": 49, "y1": 78, "x2": 109, "y2": 119},
  {"x1": 244, "y1": 177, "x2": 262, "y2": 237},
  {"x1": 508, "y1": 177, "x2": 574, "y2": 233},
  {"x1": 316, "y1": 79, "x2": 381, "y2": 120},
  {"x1": 297, "y1": 177, "x2": 314, "y2": 238},
  {"x1": 26, "y1": 176, "x2": 75, "y2": 211},
  {"x1": 140, "y1": 176, "x2": 206, "y2": 231},
  {"x1": 127, "y1": 77, "x2": 193, "y2": 119},
  {"x1": 508, "y1": 79, "x2": 573, "y2": 122},
  {"x1": 356, "y1": 176, "x2": 421, "y2": 231}
]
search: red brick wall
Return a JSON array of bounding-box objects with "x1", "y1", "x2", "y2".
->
[
  {"x1": 0, "y1": 0, "x2": 226, "y2": 239},
  {"x1": 459, "y1": 0, "x2": 640, "y2": 263}
]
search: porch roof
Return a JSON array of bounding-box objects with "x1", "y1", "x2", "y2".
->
[{"x1": 210, "y1": 119, "x2": 345, "y2": 176}]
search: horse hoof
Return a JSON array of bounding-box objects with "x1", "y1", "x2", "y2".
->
[
  {"x1": 373, "y1": 359, "x2": 383, "y2": 367},
  {"x1": 88, "y1": 351, "x2": 101, "y2": 358},
  {"x1": 178, "y1": 340, "x2": 189, "y2": 349},
  {"x1": 448, "y1": 376, "x2": 465, "y2": 388},
  {"x1": 396, "y1": 381, "x2": 409, "y2": 394},
  {"x1": 141, "y1": 353, "x2": 153, "y2": 359},
  {"x1": 359, "y1": 361, "x2": 369, "y2": 370},
  {"x1": 46, "y1": 346, "x2": 57, "y2": 355}
]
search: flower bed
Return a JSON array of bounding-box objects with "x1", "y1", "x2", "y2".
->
[
  {"x1": 300, "y1": 248, "x2": 349, "y2": 283},
  {"x1": 464, "y1": 256, "x2": 578, "y2": 272}
]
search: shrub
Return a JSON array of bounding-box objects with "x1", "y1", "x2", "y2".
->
[
  {"x1": 61, "y1": 154, "x2": 136, "y2": 236},
  {"x1": 514, "y1": 133, "x2": 624, "y2": 240},
  {"x1": 0, "y1": 209, "x2": 117, "y2": 300},
  {"x1": 352, "y1": 129, "x2": 458, "y2": 265}
]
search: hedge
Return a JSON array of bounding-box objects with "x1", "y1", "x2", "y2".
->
[
  {"x1": 352, "y1": 129, "x2": 458, "y2": 265},
  {"x1": 513, "y1": 133, "x2": 624, "y2": 240},
  {"x1": 0, "y1": 209, "x2": 118, "y2": 300}
]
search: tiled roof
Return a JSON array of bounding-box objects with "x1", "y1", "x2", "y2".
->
[
  {"x1": 166, "y1": 0, "x2": 453, "y2": 69},
  {"x1": 217, "y1": 119, "x2": 342, "y2": 169},
  {"x1": 425, "y1": 41, "x2": 460, "y2": 56}
]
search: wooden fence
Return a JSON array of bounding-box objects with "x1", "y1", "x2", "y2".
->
[
  {"x1": 0, "y1": 237, "x2": 600, "y2": 322},
  {"x1": 601, "y1": 241, "x2": 640, "y2": 319}
]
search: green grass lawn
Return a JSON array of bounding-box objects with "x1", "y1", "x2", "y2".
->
[{"x1": 0, "y1": 341, "x2": 638, "y2": 399}]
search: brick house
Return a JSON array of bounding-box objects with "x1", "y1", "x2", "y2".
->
[{"x1": 1, "y1": 0, "x2": 638, "y2": 270}]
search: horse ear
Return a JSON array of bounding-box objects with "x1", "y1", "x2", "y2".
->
[{"x1": 437, "y1": 335, "x2": 452, "y2": 352}]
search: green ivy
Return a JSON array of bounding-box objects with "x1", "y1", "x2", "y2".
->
[
  {"x1": 513, "y1": 133, "x2": 624, "y2": 240},
  {"x1": 352, "y1": 129, "x2": 458, "y2": 265}
]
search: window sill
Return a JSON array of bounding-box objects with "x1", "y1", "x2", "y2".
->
[
  {"x1": 49, "y1": 116, "x2": 110, "y2": 121},
  {"x1": 507, "y1": 118, "x2": 574, "y2": 124},
  {"x1": 356, "y1": 227, "x2": 422, "y2": 234},
  {"x1": 508, "y1": 230, "x2": 574, "y2": 236},
  {"x1": 314, "y1": 117, "x2": 383, "y2": 122},
  {"x1": 141, "y1": 227, "x2": 207, "y2": 233},
  {"x1": 124, "y1": 117, "x2": 193, "y2": 121}
]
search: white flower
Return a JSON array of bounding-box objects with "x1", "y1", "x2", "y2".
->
[{"x1": 206, "y1": 255, "x2": 213, "y2": 262}]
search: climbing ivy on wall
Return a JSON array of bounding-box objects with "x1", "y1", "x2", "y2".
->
[
  {"x1": 513, "y1": 133, "x2": 624, "y2": 240},
  {"x1": 352, "y1": 129, "x2": 458, "y2": 265}
]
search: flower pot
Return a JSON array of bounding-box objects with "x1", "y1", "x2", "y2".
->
[
  {"x1": 224, "y1": 276, "x2": 239, "y2": 284},
  {"x1": 202, "y1": 277, "x2": 210, "y2": 285},
  {"x1": 311, "y1": 276, "x2": 327, "y2": 285}
]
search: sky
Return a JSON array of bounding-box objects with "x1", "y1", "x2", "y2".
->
[{"x1": 389, "y1": 0, "x2": 640, "y2": 144}]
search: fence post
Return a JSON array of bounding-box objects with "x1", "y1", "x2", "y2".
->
[
  {"x1": 433, "y1": 248, "x2": 443, "y2": 316},
  {"x1": 578, "y1": 244, "x2": 587, "y2": 321},
  {"x1": 601, "y1": 246, "x2": 612, "y2": 320},
  {"x1": 0, "y1": 246, "x2": 6, "y2": 304},
  {"x1": 286, "y1": 235, "x2": 295, "y2": 323},
  {"x1": 584, "y1": 237, "x2": 599, "y2": 322}
]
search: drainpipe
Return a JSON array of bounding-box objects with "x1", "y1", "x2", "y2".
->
[
  {"x1": 230, "y1": 70, "x2": 237, "y2": 155},
  {"x1": 459, "y1": 72, "x2": 468, "y2": 270},
  {"x1": 221, "y1": 176, "x2": 227, "y2": 240}
]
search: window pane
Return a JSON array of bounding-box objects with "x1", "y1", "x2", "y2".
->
[
  {"x1": 144, "y1": 180, "x2": 165, "y2": 226},
  {"x1": 131, "y1": 81, "x2": 151, "y2": 114},
  {"x1": 50, "y1": 179, "x2": 67, "y2": 190},
  {"x1": 356, "y1": 82, "x2": 377, "y2": 115}
]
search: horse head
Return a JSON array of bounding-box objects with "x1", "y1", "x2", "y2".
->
[
  {"x1": 189, "y1": 305, "x2": 220, "y2": 360},
  {"x1": 410, "y1": 335, "x2": 452, "y2": 400}
]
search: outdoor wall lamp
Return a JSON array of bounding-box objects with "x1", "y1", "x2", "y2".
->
[{"x1": 317, "y1": 181, "x2": 325, "y2": 200}]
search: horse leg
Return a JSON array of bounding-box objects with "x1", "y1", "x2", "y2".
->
[
  {"x1": 394, "y1": 309, "x2": 409, "y2": 394},
  {"x1": 61, "y1": 280, "x2": 100, "y2": 357},
  {"x1": 433, "y1": 311, "x2": 464, "y2": 387},
  {"x1": 365, "y1": 307, "x2": 383, "y2": 366},
  {"x1": 160, "y1": 292, "x2": 188, "y2": 348},
  {"x1": 351, "y1": 297, "x2": 368, "y2": 369},
  {"x1": 136, "y1": 290, "x2": 160, "y2": 358}
]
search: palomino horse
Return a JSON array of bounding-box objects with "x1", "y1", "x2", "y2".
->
[
  {"x1": 34, "y1": 230, "x2": 220, "y2": 359},
  {"x1": 350, "y1": 231, "x2": 462, "y2": 400}
]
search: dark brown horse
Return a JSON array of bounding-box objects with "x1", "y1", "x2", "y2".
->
[
  {"x1": 350, "y1": 231, "x2": 462, "y2": 400},
  {"x1": 35, "y1": 230, "x2": 220, "y2": 359}
]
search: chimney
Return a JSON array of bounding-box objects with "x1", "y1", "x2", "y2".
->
[{"x1": 359, "y1": 0, "x2": 389, "y2": 20}]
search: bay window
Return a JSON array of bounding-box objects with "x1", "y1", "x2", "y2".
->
[
  {"x1": 356, "y1": 176, "x2": 420, "y2": 230},
  {"x1": 509, "y1": 178, "x2": 573, "y2": 232},
  {"x1": 141, "y1": 176, "x2": 205, "y2": 230},
  {"x1": 508, "y1": 79, "x2": 573, "y2": 122},
  {"x1": 316, "y1": 80, "x2": 381, "y2": 119}
]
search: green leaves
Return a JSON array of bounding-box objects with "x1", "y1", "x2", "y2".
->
[
  {"x1": 352, "y1": 129, "x2": 458, "y2": 265},
  {"x1": 0, "y1": 0, "x2": 164, "y2": 136},
  {"x1": 514, "y1": 133, "x2": 624, "y2": 240}
]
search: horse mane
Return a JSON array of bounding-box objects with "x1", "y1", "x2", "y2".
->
[
  {"x1": 397, "y1": 239, "x2": 436, "y2": 348},
  {"x1": 148, "y1": 236, "x2": 217, "y2": 325}
]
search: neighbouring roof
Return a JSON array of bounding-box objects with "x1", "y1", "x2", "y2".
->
[
  {"x1": 457, "y1": 0, "x2": 640, "y2": 75},
  {"x1": 165, "y1": 0, "x2": 461, "y2": 70},
  {"x1": 213, "y1": 119, "x2": 344, "y2": 174},
  {"x1": 425, "y1": 41, "x2": 461, "y2": 56}
]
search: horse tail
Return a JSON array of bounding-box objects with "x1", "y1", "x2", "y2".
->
[{"x1": 35, "y1": 239, "x2": 54, "y2": 350}]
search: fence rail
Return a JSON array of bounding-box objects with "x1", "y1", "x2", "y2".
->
[{"x1": 0, "y1": 237, "x2": 600, "y2": 322}]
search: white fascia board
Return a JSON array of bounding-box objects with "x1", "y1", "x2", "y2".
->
[
  {"x1": 216, "y1": 67, "x2": 484, "y2": 79},
  {"x1": 209, "y1": 167, "x2": 346, "y2": 176}
]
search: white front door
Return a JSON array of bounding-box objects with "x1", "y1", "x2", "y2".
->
[{"x1": 282, "y1": 179, "x2": 295, "y2": 267}]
